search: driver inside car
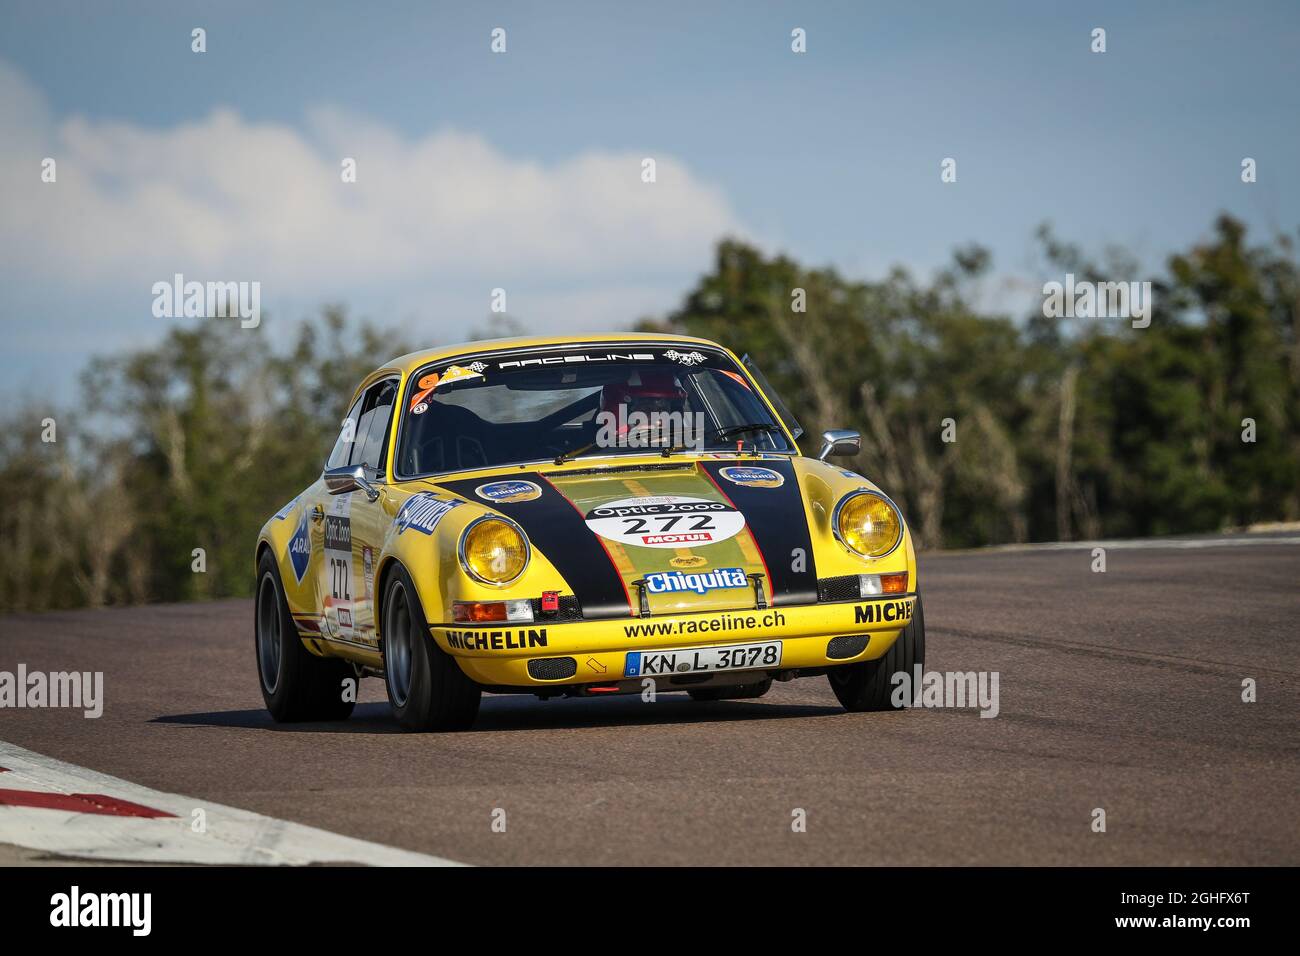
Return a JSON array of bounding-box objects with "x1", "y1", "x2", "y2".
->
[{"x1": 598, "y1": 369, "x2": 689, "y2": 448}]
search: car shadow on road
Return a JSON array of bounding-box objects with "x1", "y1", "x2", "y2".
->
[{"x1": 152, "y1": 695, "x2": 843, "y2": 734}]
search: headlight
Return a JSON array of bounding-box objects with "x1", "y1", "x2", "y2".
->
[
  {"x1": 835, "y1": 492, "x2": 902, "y2": 557},
  {"x1": 459, "y1": 517, "x2": 530, "y2": 585}
]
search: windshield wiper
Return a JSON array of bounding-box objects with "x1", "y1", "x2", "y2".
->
[
  {"x1": 554, "y1": 440, "x2": 599, "y2": 466},
  {"x1": 555, "y1": 435, "x2": 690, "y2": 466},
  {"x1": 711, "y1": 423, "x2": 782, "y2": 442}
]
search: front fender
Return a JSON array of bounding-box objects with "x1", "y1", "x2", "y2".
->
[
  {"x1": 376, "y1": 488, "x2": 572, "y2": 630},
  {"x1": 255, "y1": 490, "x2": 318, "y2": 619},
  {"x1": 793, "y1": 457, "x2": 919, "y2": 588}
]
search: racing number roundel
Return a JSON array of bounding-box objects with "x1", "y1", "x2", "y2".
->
[{"x1": 583, "y1": 496, "x2": 745, "y2": 549}]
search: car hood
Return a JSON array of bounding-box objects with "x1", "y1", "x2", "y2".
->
[{"x1": 431, "y1": 457, "x2": 819, "y2": 618}]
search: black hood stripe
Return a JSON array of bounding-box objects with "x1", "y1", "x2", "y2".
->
[
  {"x1": 699, "y1": 459, "x2": 818, "y2": 605},
  {"x1": 433, "y1": 473, "x2": 632, "y2": 619}
]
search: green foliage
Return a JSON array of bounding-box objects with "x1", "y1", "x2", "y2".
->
[
  {"x1": 648, "y1": 216, "x2": 1300, "y2": 549},
  {"x1": 3, "y1": 216, "x2": 1297, "y2": 610},
  {"x1": 0, "y1": 309, "x2": 416, "y2": 610}
]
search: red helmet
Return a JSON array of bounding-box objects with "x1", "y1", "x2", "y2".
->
[{"x1": 600, "y1": 370, "x2": 687, "y2": 433}]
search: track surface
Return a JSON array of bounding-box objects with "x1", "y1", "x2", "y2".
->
[{"x1": 2, "y1": 538, "x2": 1297, "y2": 865}]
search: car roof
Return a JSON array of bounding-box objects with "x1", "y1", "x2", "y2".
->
[{"x1": 380, "y1": 331, "x2": 729, "y2": 377}]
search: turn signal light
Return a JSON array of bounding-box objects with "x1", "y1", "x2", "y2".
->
[
  {"x1": 452, "y1": 600, "x2": 534, "y2": 623},
  {"x1": 881, "y1": 572, "x2": 908, "y2": 594},
  {"x1": 858, "y1": 571, "x2": 908, "y2": 597}
]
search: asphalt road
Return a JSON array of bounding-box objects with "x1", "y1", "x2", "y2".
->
[{"x1": 2, "y1": 537, "x2": 1297, "y2": 865}]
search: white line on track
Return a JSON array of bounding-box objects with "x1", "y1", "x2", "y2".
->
[
  {"x1": 938, "y1": 534, "x2": 1300, "y2": 555},
  {"x1": 0, "y1": 740, "x2": 464, "y2": 866}
]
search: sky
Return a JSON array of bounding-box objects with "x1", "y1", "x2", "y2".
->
[{"x1": 1, "y1": 0, "x2": 1298, "y2": 397}]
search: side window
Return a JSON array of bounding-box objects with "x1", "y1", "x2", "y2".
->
[
  {"x1": 326, "y1": 395, "x2": 365, "y2": 470},
  {"x1": 350, "y1": 379, "x2": 398, "y2": 476}
]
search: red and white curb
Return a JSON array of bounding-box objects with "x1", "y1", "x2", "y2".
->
[{"x1": 0, "y1": 740, "x2": 463, "y2": 866}]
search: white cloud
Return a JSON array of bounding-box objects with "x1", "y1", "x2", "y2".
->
[{"x1": 0, "y1": 59, "x2": 740, "y2": 291}]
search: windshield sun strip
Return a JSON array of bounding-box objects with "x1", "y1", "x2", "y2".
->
[{"x1": 392, "y1": 342, "x2": 791, "y2": 481}]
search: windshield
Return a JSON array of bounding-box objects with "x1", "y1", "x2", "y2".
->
[{"x1": 395, "y1": 345, "x2": 795, "y2": 477}]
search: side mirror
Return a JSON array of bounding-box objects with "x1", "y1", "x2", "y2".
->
[
  {"x1": 817, "y1": 429, "x2": 861, "y2": 461},
  {"x1": 323, "y1": 464, "x2": 381, "y2": 502}
]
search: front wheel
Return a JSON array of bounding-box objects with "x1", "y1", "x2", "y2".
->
[
  {"x1": 828, "y1": 596, "x2": 926, "y2": 712},
  {"x1": 382, "y1": 565, "x2": 481, "y2": 731},
  {"x1": 255, "y1": 550, "x2": 355, "y2": 722}
]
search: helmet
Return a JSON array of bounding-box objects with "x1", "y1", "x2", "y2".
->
[{"x1": 600, "y1": 369, "x2": 687, "y2": 441}]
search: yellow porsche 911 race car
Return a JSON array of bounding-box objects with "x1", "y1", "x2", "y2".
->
[{"x1": 254, "y1": 334, "x2": 924, "y2": 730}]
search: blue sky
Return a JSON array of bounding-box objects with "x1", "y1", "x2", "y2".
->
[{"x1": 1, "y1": 0, "x2": 1298, "y2": 396}]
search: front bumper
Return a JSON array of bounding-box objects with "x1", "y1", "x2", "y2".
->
[{"x1": 430, "y1": 593, "x2": 917, "y2": 687}]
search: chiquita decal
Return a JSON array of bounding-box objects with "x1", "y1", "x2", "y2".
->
[
  {"x1": 475, "y1": 480, "x2": 542, "y2": 503},
  {"x1": 719, "y1": 465, "x2": 784, "y2": 488},
  {"x1": 583, "y1": 495, "x2": 745, "y2": 550}
]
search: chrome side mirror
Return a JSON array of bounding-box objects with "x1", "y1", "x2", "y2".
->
[
  {"x1": 817, "y1": 429, "x2": 861, "y2": 461},
  {"x1": 323, "y1": 464, "x2": 381, "y2": 502}
]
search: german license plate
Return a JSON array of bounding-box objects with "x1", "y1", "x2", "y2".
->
[{"x1": 624, "y1": 640, "x2": 782, "y2": 678}]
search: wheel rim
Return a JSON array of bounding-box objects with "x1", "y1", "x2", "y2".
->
[
  {"x1": 256, "y1": 572, "x2": 283, "y2": 694},
  {"x1": 385, "y1": 582, "x2": 414, "y2": 707}
]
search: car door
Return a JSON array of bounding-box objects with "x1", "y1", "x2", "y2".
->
[{"x1": 317, "y1": 377, "x2": 398, "y2": 649}]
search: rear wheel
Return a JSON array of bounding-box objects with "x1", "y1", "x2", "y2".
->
[
  {"x1": 255, "y1": 550, "x2": 355, "y2": 722},
  {"x1": 688, "y1": 679, "x2": 773, "y2": 701},
  {"x1": 382, "y1": 565, "x2": 481, "y2": 731},
  {"x1": 828, "y1": 597, "x2": 926, "y2": 712}
]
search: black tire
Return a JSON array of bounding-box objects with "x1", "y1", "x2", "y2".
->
[
  {"x1": 255, "y1": 550, "x2": 356, "y2": 722},
  {"x1": 828, "y1": 596, "x2": 926, "y2": 712},
  {"x1": 381, "y1": 565, "x2": 481, "y2": 731},
  {"x1": 688, "y1": 678, "x2": 774, "y2": 702}
]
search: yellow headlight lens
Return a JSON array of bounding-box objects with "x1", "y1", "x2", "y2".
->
[
  {"x1": 462, "y1": 519, "x2": 528, "y2": 584},
  {"x1": 837, "y1": 494, "x2": 901, "y2": 557}
]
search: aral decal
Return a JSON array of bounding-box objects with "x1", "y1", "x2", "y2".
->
[
  {"x1": 475, "y1": 480, "x2": 542, "y2": 503},
  {"x1": 584, "y1": 495, "x2": 745, "y2": 549},
  {"x1": 395, "y1": 493, "x2": 461, "y2": 535},
  {"x1": 719, "y1": 465, "x2": 784, "y2": 488},
  {"x1": 287, "y1": 508, "x2": 311, "y2": 583}
]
